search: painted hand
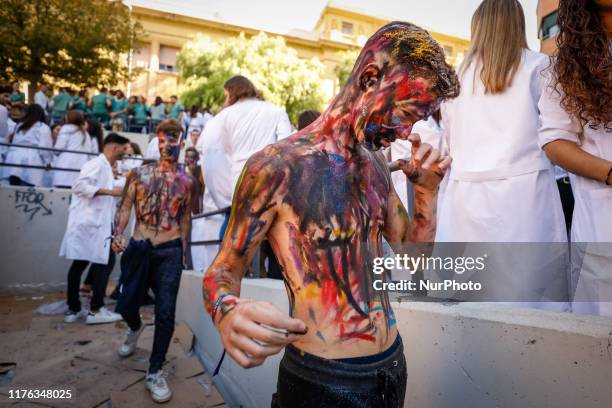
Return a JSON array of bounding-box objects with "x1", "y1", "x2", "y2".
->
[
  {"x1": 111, "y1": 235, "x2": 128, "y2": 253},
  {"x1": 217, "y1": 299, "x2": 308, "y2": 368},
  {"x1": 398, "y1": 133, "x2": 451, "y2": 192}
]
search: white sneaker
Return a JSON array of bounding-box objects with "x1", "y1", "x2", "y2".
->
[
  {"x1": 85, "y1": 307, "x2": 123, "y2": 325},
  {"x1": 118, "y1": 323, "x2": 145, "y2": 357},
  {"x1": 64, "y1": 309, "x2": 87, "y2": 323},
  {"x1": 145, "y1": 370, "x2": 172, "y2": 403}
]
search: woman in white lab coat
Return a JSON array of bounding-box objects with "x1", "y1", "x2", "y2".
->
[
  {"x1": 2, "y1": 104, "x2": 53, "y2": 186},
  {"x1": 53, "y1": 110, "x2": 94, "y2": 188},
  {"x1": 538, "y1": 0, "x2": 612, "y2": 316},
  {"x1": 435, "y1": 0, "x2": 568, "y2": 308}
]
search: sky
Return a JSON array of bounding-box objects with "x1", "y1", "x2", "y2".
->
[{"x1": 128, "y1": 0, "x2": 541, "y2": 50}]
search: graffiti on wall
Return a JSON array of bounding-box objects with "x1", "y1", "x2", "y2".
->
[{"x1": 14, "y1": 188, "x2": 53, "y2": 220}]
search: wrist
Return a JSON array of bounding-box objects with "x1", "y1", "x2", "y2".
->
[
  {"x1": 605, "y1": 166, "x2": 612, "y2": 186},
  {"x1": 211, "y1": 293, "x2": 238, "y2": 326}
]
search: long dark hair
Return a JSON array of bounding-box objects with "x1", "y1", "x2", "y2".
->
[
  {"x1": 17, "y1": 104, "x2": 46, "y2": 133},
  {"x1": 87, "y1": 118, "x2": 104, "y2": 152},
  {"x1": 554, "y1": 0, "x2": 611, "y2": 131},
  {"x1": 190, "y1": 105, "x2": 200, "y2": 118}
]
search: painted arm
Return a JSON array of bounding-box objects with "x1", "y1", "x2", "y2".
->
[
  {"x1": 543, "y1": 140, "x2": 612, "y2": 185},
  {"x1": 111, "y1": 170, "x2": 137, "y2": 252},
  {"x1": 202, "y1": 150, "x2": 306, "y2": 368}
]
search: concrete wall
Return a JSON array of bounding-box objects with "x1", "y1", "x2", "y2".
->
[
  {"x1": 0, "y1": 186, "x2": 121, "y2": 293},
  {"x1": 176, "y1": 272, "x2": 612, "y2": 408},
  {"x1": 0, "y1": 186, "x2": 73, "y2": 292}
]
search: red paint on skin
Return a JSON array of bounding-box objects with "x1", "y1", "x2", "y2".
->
[
  {"x1": 342, "y1": 332, "x2": 376, "y2": 342},
  {"x1": 322, "y1": 279, "x2": 337, "y2": 308}
]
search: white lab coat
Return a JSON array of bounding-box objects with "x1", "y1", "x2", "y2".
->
[
  {"x1": 2, "y1": 122, "x2": 53, "y2": 186},
  {"x1": 214, "y1": 98, "x2": 293, "y2": 194},
  {"x1": 390, "y1": 117, "x2": 444, "y2": 209},
  {"x1": 538, "y1": 67, "x2": 612, "y2": 316},
  {"x1": 431, "y1": 50, "x2": 568, "y2": 310},
  {"x1": 146, "y1": 137, "x2": 160, "y2": 160},
  {"x1": 52, "y1": 124, "x2": 94, "y2": 187},
  {"x1": 59, "y1": 154, "x2": 116, "y2": 264},
  {"x1": 34, "y1": 91, "x2": 49, "y2": 111},
  {"x1": 192, "y1": 116, "x2": 233, "y2": 271},
  {"x1": 437, "y1": 50, "x2": 566, "y2": 242}
]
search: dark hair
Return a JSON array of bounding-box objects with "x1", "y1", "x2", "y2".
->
[
  {"x1": 170, "y1": 95, "x2": 178, "y2": 99},
  {"x1": 17, "y1": 104, "x2": 46, "y2": 133},
  {"x1": 224, "y1": 75, "x2": 257, "y2": 106},
  {"x1": 340, "y1": 21, "x2": 459, "y2": 103},
  {"x1": 78, "y1": 89, "x2": 87, "y2": 98},
  {"x1": 154, "y1": 96, "x2": 163, "y2": 106},
  {"x1": 65, "y1": 110, "x2": 86, "y2": 127},
  {"x1": 156, "y1": 119, "x2": 182, "y2": 138},
  {"x1": 130, "y1": 141, "x2": 142, "y2": 156},
  {"x1": 190, "y1": 105, "x2": 200, "y2": 118},
  {"x1": 297, "y1": 110, "x2": 321, "y2": 130},
  {"x1": 185, "y1": 146, "x2": 199, "y2": 158},
  {"x1": 86, "y1": 118, "x2": 104, "y2": 152},
  {"x1": 103, "y1": 133, "x2": 130, "y2": 147},
  {"x1": 553, "y1": 0, "x2": 611, "y2": 131},
  {"x1": 100, "y1": 87, "x2": 108, "y2": 93},
  {"x1": 115, "y1": 90, "x2": 125, "y2": 99}
]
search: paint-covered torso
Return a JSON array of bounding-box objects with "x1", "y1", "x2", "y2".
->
[
  {"x1": 131, "y1": 163, "x2": 193, "y2": 245},
  {"x1": 267, "y1": 138, "x2": 397, "y2": 358}
]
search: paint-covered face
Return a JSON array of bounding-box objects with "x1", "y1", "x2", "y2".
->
[
  {"x1": 158, "y1": 132, "x2": 180, "y2": 162},
  {"x1": 358, "y1": 67, "x2": 439, "y2": 151}
]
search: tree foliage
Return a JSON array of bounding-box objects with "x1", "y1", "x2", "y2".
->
[
  {"x1": 334, "y1": 50, "x2": 360, "y2": 88},
  {"x1": 0, "y1": 0, "x2": 139, "y2": 98},
  {"x1": 178, "y1": 32, "x2": 325, "y2": 123}
]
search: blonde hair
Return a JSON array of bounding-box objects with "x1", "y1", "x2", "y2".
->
[{"x1": 461, "y1": 0, "x2": 528, "y2": 94}]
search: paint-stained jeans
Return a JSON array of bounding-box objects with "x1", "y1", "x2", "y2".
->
[
  {"x1": 120, "y1": 239, "x2": 183, "y2": 374},
  {"x1": 271, "y1": 335, "x2": 407, "y2": 408}
]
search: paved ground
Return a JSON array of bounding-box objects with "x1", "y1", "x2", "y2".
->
[{"x1": 0, "y1": 292, "x2": 226, "y2": 407}]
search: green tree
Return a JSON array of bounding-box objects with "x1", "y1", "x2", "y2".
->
[
  {"x1": 0, "y1": 0, "x2": 140, "y2": 100},
  {"x1": 334, "y1": 50, "x2": 360, "y2": 88},
  {"x1": 178, "y1": 32, "x2": 325, "y2": 123}
]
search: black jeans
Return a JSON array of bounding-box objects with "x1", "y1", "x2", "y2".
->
[
  {"x1": 120, "y1": 239, "x2": 183, "y2": 374},
  {"x1": 66, "y1": 250, "x2": 116, "y2": 312},
  {"x1": 272, "y1": 335, "x2": 407, "y2": 408}
]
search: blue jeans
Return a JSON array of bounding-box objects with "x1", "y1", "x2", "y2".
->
[{"x1": 120, "y1": 239, "x2": 183, "y2": 374}]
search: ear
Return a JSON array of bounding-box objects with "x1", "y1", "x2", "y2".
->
[{"x1": 359, "y1": 64, "x2": 381, "y2": 91}]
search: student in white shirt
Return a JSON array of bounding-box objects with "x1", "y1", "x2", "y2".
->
[
  {"x1": 435, "y1": 0, "x2": 568, "y2": 309},
  {"x1": 2, "y1": 104, "x2": 53, "y2": 186},
  {"x1": 538, "y1": 0, "x2": 612, "y2": 316},
  {"x1": 60, "y1": 133, "x2": 130, "y2": 324},
  {"x1": 53, "y1": 110, "x2": 95, "y2": 188},
  {"x1": 34, "y1": 84, "x2": 50, "y2": 112}
]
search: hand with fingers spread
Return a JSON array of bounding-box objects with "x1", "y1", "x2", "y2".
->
[
  {"x1": 398, "y1": 133, "x2": 451, "y2": 191},
  {"x1": 215, "y1": 297, "x2": 308, "y2": 368}
]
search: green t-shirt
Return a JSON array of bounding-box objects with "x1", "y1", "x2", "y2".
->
[
  {"x1": 132, "y1": 102, "x2": 149, "y2": 125},
  {"x1": 169, "y1": 103, "x2": 184, "y2": 119},
  {"x1": 71, "y1": 96, "x2": 87, "y2": 112},
  {"x1": 91, "y1": 93, "x2": 110, "y2": 115},
  {"x1": 111, "y1": 98, "x2": 128, "y2": 113},
  {"x1": 52, "y1": 93, "x2": 72, "y2": 117},
  {"x1": 10, "y1": 92, "x2": 25, "y2": 103}
]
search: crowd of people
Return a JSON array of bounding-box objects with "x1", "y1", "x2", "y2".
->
[{"x1": 0, "y1": 0, "x2": 609, "y2": 405}]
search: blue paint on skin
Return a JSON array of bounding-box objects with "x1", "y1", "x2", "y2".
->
[{"x1": 316, "y1": 330, "x2": 326, "y2": 343}]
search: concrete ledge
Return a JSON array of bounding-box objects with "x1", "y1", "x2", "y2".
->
[{"x1": 176, "y1": 271, "x2": 612, "y2": 408}]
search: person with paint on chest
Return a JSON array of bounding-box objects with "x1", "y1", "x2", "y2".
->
[
  {"x1": 202, "y1": 22, "x2": 459, "y2": 408},
  {"x1": 111, "y1": 119, "x2": 197, "y2": 403}
]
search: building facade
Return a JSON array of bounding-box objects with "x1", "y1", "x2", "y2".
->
[
  {"x1": 537, "y1": 0, "x2": 560, "y2": 56},
  {"x1": 127, "y1": 3, "x2": 470, "y2": 103}
]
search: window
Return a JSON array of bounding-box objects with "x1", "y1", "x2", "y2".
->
[
  {"x1": 159, "y1": 45, "x2": 180, "y2": 73},
  {"x1": 539, "y1": 10, "x2": 559, "y2": 40},
  {"x1": 341, "y1": 21, "x2": 354, "y2": 35}
]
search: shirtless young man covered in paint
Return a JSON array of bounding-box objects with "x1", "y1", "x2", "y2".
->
[
  {"x1": 203, "y1": 22, "x2": 459, "y2": 407},
  {"x1": 112, "y1": 119, "x2": 196, "y2": 403}
]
